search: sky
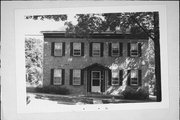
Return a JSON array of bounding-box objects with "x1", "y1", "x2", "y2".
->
[{"x1": 24, "y1": 14, "x2": 77, "y2": 36}]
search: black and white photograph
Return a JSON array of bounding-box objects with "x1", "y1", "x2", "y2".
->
[
  {"x1": 25, "y1": 12, "x2": 161, "y2": 107},
  {"x1": 2, "y1": 1, "x2": 179, "y2": 120}
]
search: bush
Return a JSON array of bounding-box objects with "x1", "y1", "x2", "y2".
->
[
  {"x1": 35, "y1": 86, "x2": 70, "y2": 95},
  {"x1": 136, "y1": 87, "x2": 149, "y2": 99},
  {"x1": 121, "y1": 86, "x2": 149, "y2": 100}
]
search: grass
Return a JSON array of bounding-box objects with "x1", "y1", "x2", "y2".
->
[{"x1": 27, "y1": 92, "x2": 156, "y2": 105}]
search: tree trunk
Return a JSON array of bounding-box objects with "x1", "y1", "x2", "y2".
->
[{"x1": 153, "y1": 12, "x2": 161, "y2": 102}]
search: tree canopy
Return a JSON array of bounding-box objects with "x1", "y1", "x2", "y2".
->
[{"x1": 25, "y1": 12, "x2": 156, "y2": 39}]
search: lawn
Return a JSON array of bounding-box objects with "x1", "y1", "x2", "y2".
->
[{"x1": 27, "y1": 92, "x2": 156, "y2": 106}]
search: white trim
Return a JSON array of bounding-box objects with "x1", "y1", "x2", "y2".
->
[
  {"x1": 111, "y1": 42, "x2": 120, "y2": 57},
  {"x1": 72, "y1": 69, "x2": 81, "y2": 85},
  {"x1": 111, "y1": 70, "x2": 120, "y2": 85},
  {"x1": 91, "y1": 71, "x2": 101, "y2": 92},
  {"x1": 92, "y1": 43, "x2": 101, "y2": 57},
  {"x1": 130, "y1": 42, "x2": 139, "y2": 57},
  {"x1": 54, "y1": 42, "x2": 63, "y2": 56},
  {"x1": 73, "y1": 42, "x2": 81, "y2": 57},
  {"x1": 53, "y1": 69, "x2": 62, "y2": 85},
  {"x1": 130, "y1": 70, "x2": 139, "y2": 86}
]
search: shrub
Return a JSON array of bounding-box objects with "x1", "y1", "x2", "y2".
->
[
  {"x1": 121, "y1": 86, "x2": 149, "y2": 100},
  {"x1": 35, "y1": 86, "x2": 70, "y2": 95},
  {"x1": 135, "y1": 87, "x2": 149, "y2": 99},
  {"x1": 121, "y1": 86, "x2": 137, "y2": 99}
]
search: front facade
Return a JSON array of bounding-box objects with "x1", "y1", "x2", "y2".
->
[{"x1": 43, "y1": 32, "x2": 149, "y2": 95}]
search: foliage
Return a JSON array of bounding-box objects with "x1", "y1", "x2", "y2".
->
[
  {"x1": 121, "y1": 86, "x2": 149, "y2": 100},
  {"x1": 35, "y1": 86, "x2": 70, "y2": 95},
  {"x1": 25, "y1": 12, "x2": 155, "y2": 39},
  {"x1": 25, "y1": 37, "x2": 43, "y2": 85},
  {"x1": 25, "y1": 15, "x2": 67, "y2": 21}
]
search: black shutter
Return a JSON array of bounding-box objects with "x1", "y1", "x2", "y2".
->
[
  {"x1": 69, "y1": 69, "x2": 73, "y2": 85},
  {"x1": 119, "y1": 43, "x2": 123, "y2": 56},
  {"x1": 87, "y1": 70, "x2": 91, "y2": 92},
  {"x1": 101, "y1": 71, "x2": 105, "y2": 92},
  {"x1": 127, "y1": 43, "x2": 131, "y2": 57},
  {"x1": 81, "y1": 70, "x2": 84, "y2": 85},
  {"x1": 108, "y1": 70, "x2": 112, "y2": 85},
  {"x1": 81, "y1": 42, "x2": 84, "y2": 56},
  {"x1": 127, "y1": 70, "x2": 131, "y2": 86},
  {"x1": 62, "y1": 69, "x2": 65, "y2": 85},
  {"x1": 119, "y1": 70, "x2": 123, "y2": 86},
  {"x1": 70, "y1": 42, "x2": 73, "y2": 56},
  {"x1": 89, "y1": 43, "x2": 92, "y2": 57},
  {"x1": 51, "y1": 42, "x2": 55, "y2": 56},
  {"x1": 51, "y1": 69, "x2": 54, "y2": 85},
  {"x1": 62, "y1": 42, "x2": 65, "y2": 56},
  {"x1": 138, "y1": 70, "x2": 142, "y2": 86},
  {"x1": 138, "y1": 43, "x2": 142, "y2": 57},
  {"x1": 108, "y1": 43, "x2": 112, "y2": 56},
  {"x1": 100, "y1": 43, "x2": 104, "y2": 57}
]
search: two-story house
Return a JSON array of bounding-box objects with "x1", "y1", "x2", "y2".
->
[{"x1": 42, "y1": 31, "x2": 149, "y2": 95}]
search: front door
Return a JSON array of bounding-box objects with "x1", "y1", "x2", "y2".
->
[{"x1": 91, "y1": 71, "x2": 101, "y2": 92}]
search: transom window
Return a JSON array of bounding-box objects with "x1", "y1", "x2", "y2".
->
[
  {"x1": 112, "y1": 70, "x2": 119, "y2": 85},
  {"x1": 73, "y1": 70, "x2": 81, "y2": 85},
  {"x1": 130, "y1": 70, "x2": 138, "y2": 86},
  {"x1": 92, "y1": 43, "x2": 101, "y2": 56},
  {"x1": 73, "y1": 43, "x2": 81, "y2": 56},
  {"x1": 130, "y1": 43, "x2": 138, "y2": 57},
  {"x1": 53, "y1": 69, "x2": 62, "y2": 85},
  {"x1": 112, "y1": 43, "x2": 120, "y2": 56},
  {"x1": 54, "y1": 43, "x2": 62, "y2": 56}
]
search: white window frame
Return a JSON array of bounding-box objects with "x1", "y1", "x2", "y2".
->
[
  {"x1": 54, "y1": 42, "x2": 63, "y2": 56},
  {"x1": 92, "y1": 43, "x2": 101, "y2": 56},
  {"x1": 111, "y1": 70, "x2": 119, "y2": 85},
  {"x1": 130, "y1": 70, "x2": 138, "y2": 86},
  {"x1": 73, "y1": 43, "x2": 81, "y2": 56},
  {"x1": 73, "y1": 69, "x2": 81, "y2": 85},
  {"x1": 130, "y1": 43, "x2": 138, "y2": 57},
  {"x1": 111, "y1": 43, "x2": 120, "y2": 56},
  {"x1": 53, "y1": 69, "x2": 62, "y2": 85}
]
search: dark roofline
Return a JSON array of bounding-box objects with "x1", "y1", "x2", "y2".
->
[
  {"x1": 41, "y1": 31, "x2": 148, "y2": 39},
  {"x1": 83, "y1": 63, "x2": 110, "y2": 70}
]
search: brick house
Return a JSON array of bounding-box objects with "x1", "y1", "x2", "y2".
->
[{"x1": 42, "y1": 31, "x2": 149, "y2": 95}]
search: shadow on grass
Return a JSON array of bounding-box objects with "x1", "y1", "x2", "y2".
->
[
  {"x1": 33, "y1": 93, "x2": 156, "y2": 105},
  {"x1": 35, "y1": 94, "x2": 93, "y2": 105}
]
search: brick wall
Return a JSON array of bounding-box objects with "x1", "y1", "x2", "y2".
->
[{"x1": 43, "y1": 37, "x2": 149, "y2": 95}]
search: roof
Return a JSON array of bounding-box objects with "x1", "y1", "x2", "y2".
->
[
  {"x1": 83, "y1": 63, "x2": 110, "y2": 70},
  {"x1": 41, "y1": 31, "x2": 148, "y2": 39}
]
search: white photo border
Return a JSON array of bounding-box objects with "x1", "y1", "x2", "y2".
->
[{"x1": 15, "y1": 5, "x2": 169, "y2": 113}]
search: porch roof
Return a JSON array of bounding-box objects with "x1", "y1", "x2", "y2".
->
[{"x1": 83, "y1": 63, "x2": 110, "y2": 70}]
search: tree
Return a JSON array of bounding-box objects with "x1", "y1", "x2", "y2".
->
[
  {"x1": 25, "y1": 12, "x2": 161, "y2": 101},
  {"x1": 25, "y1": 37, "x2": 43, "y2": 86}
]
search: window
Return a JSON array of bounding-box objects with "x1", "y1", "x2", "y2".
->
[
  {"x1": 112, "y1": 43, "x2": 120, "y2": 56},
  {"x1": 130, "y1": 43, "x2": 138, "y2": 56},
  {"x1": 70, "y1": 42, "x2": 84, "y2": 56},
  {"x1": 54, "y1": 43, "x2": 62, "y2": 56},
  {"x1": 112, "y1": 70, "x2": 119, "y2": 85},
  {"x1": 128, "y1": 42, "x2": 141, "y2": 57},
  {"x1": 73, "y1": 43, "x2": 81, "y2": 56},
  {"x1": 92, "y1": 71, "x2": 101, "y2": 86},
  {"x1": 73, "y1": 70, "x2": 81, "y2": 85},
  {"x1": 53, "y1": 69, "x2": 62, "y2": 85},
  {"x1": 130, "y1": 70, "x2": 138, "y2": 86},
  {"x1": 92, "y1": 43, "x2": 101, "y2": 56}
]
